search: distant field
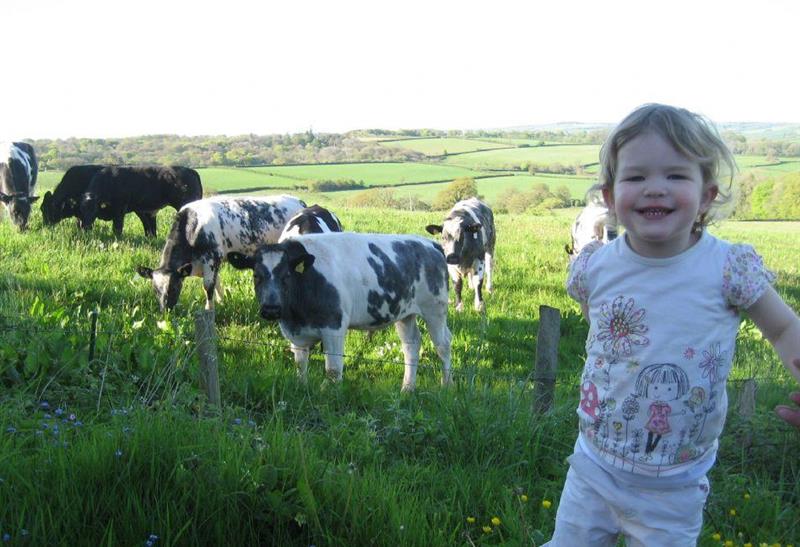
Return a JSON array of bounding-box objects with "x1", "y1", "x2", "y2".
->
[
  {"x1": 379, "y1": 138, "x2": 511, "y2": 156},
  {"x1": 441, "y1": 144, "x2": 601, "y2": 170},
  {"x1": 263, "y1": 173, "x2": 595, "y2": 206},
  {"x1": 245, "y1": 163, "x2": 482, "y2": 187}
]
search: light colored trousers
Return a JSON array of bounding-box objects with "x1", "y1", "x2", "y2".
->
[{"x1": 542, "y1": 450, "x2": 710, "y2": 547}]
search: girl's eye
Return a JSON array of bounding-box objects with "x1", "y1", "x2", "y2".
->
[
  {"x1": 623, "y1": 176, "x2": 645, "y2": 182},
  {"x1": 668, "y1": 174, "x2": 688, "y2": 180}
]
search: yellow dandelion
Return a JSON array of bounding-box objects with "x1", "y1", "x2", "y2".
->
[
  {"x1": 712, "y1": 533, "x2": 721, "y2": 541},
  {"x1": 466, "y1": 517, "x2": 475, "y2": 524},
  {"x1": 724, "y1": 541, "x2": 734, "y2": 547},
  {"x1": 744, "y1": 543, "x2": 753, "y2": 547},
  {"x1": 729, "y1": 508, "x2": 737, "y2": 516},
  {"x1": 491, "y1": 517, "x2": 501, "y2": 526},
  {"x1": 744, "y1": 493, "x2": 751, "y2": 500},
  {"x1": 519, "y1": 494, "x2": 529, "y2": 502},
  {"x1": 542, "y1": 500, "x2": 552, "y2": 509},
  {"x1": 482, "y1": 526, "x2": 492, "y2": 534}
]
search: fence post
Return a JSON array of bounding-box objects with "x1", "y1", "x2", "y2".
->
[
  {"x1": 194, "y1": 309, "x2": 221, "y2": 406},
  {"x1": 738, "y1": 378, "x2": 757, "y2": 418},
  {"x1": 88, "y1": 309, "x2": 99, "y2": 365},
  {"x1": 533, "y1": 305, "x2": 561, "y2": 414}
]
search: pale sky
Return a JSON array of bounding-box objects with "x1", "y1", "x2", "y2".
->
[{"x1": 3, "y1": 0, "x2": 799, "y2": 140}]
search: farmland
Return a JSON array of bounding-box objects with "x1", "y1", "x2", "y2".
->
[{"x1": 1, "y1": 202, "x2": 798, "y2": 545}]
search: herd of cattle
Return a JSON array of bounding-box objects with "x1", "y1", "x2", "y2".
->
[{"x1": 2, "y1": 141, "x2": 614, "y2": 390}]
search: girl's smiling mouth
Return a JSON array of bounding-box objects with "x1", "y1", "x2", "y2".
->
[{"x1": 637, "y1": 207, "x2": 673, "y2": 218}]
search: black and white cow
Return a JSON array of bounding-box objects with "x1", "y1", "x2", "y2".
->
[
  {"x1": 79, "y1": 166, "x2": 203, "y2": 237},
  {"x1": 565, "y1": 186, "x2": 617, "y2": 260},
  {"x1": 227, "y1": 232, "x2": 452, "y2": 391},
  {"x1": 278, "y1": 204, "x2": 343, "y2": 241},
  {"x1": 40, "y1": 165, "x2": 104, "y2": 226},
  {"x1": 136, "y1": 195, "x2": 306, "y2": 311},
  {"x1": 425, "y1": 197, "x2": 496, "y2": 312},
  {"x1": 0, "y1": 142, "x2": 39, "y2": 231}
]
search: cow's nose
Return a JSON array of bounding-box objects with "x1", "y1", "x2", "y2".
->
[
  {"x1": 445, "y1": 254, "x2": 460, "y2": 265},
  {"x1": 260, "y1": 305, "x2": 281, "y2": 320}
]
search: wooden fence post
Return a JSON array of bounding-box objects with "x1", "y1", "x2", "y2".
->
[
  {"x1": 533, "y1": 305, "x2": 561, "y2": 414},
  {"x1": 194, "y1": 309, "x2": 221, "y2": 406}
]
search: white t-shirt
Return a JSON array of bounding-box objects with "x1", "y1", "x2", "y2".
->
[{"x1": 566, "y1": 231, "x2": 774, "y2": 480}]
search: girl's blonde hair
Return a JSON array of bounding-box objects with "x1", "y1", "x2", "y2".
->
[{"x1": 599, "y1": 103, "x2": 736, "y2": 229}]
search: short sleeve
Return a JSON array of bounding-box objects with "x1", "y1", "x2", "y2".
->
[
  {"x1": 566, "y1": 240, "x2": 603, "y2": 305},
  {"x1": 722, "y1": 244, "x2": 776, "y2": 310}
]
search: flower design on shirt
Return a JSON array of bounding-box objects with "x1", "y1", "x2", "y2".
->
[
  {"x1": 684, "y1": 347, "x2": 695, "y2": 360},
  {"x1": 597, "y1": 295, "x2": 649, "y2": 362},
  {"x1": 699, "y1": 343, "x2": 726, "y2": 383}
]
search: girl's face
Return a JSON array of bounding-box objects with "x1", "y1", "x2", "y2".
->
[{"x1": 604, "y1": 131, "x2": 718, "y2": 258}]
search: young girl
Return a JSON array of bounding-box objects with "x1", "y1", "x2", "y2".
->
[{"x1": 545, "y1": 104, "x2": 800, "y2": 546}]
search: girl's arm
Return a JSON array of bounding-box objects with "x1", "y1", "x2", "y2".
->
[{"x1": 745, "y1": 285, "x2": 800, "y2": 385}]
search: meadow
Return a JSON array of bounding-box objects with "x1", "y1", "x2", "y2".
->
[{"x1": 1, "y1": 201, "x2": 798, "y2": 546}]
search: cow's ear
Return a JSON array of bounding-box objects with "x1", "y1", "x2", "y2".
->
[
  {"x1": 227, "y1": 252, "x2": 254, "y2": 270},
  {"x1": 290, "y1": 253, "x2": 315, "y2": 274},
  {"x1": 0, "y1": 193, "x2": 11, "y2": 204},
  {"x1": 425, "y1": 224, "x2": 443, "y2": 235},
  {"x1": 176, "y1": 263, "x2": 192, "y2": 277},
  {"x1": 29, "y1": 196, "x2": 40, "y2": 203},
  {"x1": 137, "y1": 266, "x2": 154, "y2": 279},
  {"x1": 465, "y1": 223, "x2": 482, "y2": 233}
]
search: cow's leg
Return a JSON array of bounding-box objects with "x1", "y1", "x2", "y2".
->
[
  {"x1": 471, "y1": 260, "x2": 485, "y2": 311},
  {"x1": 421, "y1": 307, "x2": 452, "y2": 386},
  {"x1": 484, "y1": 251, "x2": 494, "y2": 293},
  {"x1": 112, "y1": 214, "x2": 125, "y2": 237},
  {"x1": 321, "y1": 333, "x2": 345, "y2": 382},
  {"x1": 453, "y1": 277, "x2": 464, "y2": 312},
  {"x1": 395, "y1": 315, "x2": 421, "y2": 392},
  {"x1": 136, "y1": 211, "x2": 157, "y2": 237},
  {"x1": 214, "y1": 276, "x2": 224, "y2": 303},
  {"x1": 290, "y1": 344, "x2": 310, "y2": 383},
  {"x1": 202, "y1": 260, "x2": 220, "y2": 310}
]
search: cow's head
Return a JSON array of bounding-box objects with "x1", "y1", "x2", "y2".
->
[
  {"x1": 227, "y1": 241, "x2": 315, "y2": 321},
  {"x1": 78, "y1": 192, "x2": 99, "y2": 230},
  {"x1": 1, "y1": 192, "x2": 39, "y2": 231},
  {"x1": 426, "y1": 217, "x2": 483, "y2": 266},
  {"x1": 41, "y1": 191, "x2": 79, "y2": 226},
  {"x1": 136, "y1": 263, "x2": 192, "y2": 311}
]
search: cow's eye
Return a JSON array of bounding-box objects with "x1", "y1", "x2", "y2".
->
[{"x1": 253, "y1": 273, "x2": 262, "y2": 282}]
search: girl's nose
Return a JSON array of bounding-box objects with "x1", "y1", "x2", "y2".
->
[{"x1": 643, "y1": 180, "x2": 667, "y2": 197}]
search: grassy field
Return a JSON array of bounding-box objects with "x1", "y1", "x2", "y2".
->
[
  {"x1": 441, "y1": 144, "x2": 602, "y2": 170},
  {"x1": 378, "y1": 138, "x2": 512, "y2": 156},
  {"x1": 0, "y1": 204, "x2": 798, "y2": 546}
]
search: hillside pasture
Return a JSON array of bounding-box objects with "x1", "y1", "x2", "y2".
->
[
  {"x1": 0, "y1": 207, "x2": 798, "y2": 545},
  {"x1": 378, "y1": 137, "x2": 512, "y2": 156},
  {"x1": 442, "y1": 144, "x2": 601, "y2": 170}
]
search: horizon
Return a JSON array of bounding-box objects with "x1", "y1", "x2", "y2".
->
[{"x1": 4, "y1": 0, "x2": 800, "y2": 141}]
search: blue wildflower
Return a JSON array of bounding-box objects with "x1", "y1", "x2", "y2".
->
[
  {"x1": 115, "y1": 449, "x2": 123, "y2": 458},
  {"x1": 40, "y1": 401, "x2": 50, "y2": 409},
  {"x1": 5, "y1": 426, "x2": 16, "y2": 434},
  {"x1": 43, "y1": 413, "x2": 52, "y2": 419},
  {"x1": 2, "y1": 532, "x2": 10, "y2": 542},
  {"x1": 55, "y1": 408, "x2": 64, "y2": 417}
]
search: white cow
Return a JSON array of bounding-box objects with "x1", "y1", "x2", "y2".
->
[
  {"x1": 137, "y1": 194, "x2": 306, "y2": 311},
  {"x1": 566, "y1": 186, "x2": 617, "y2": 260},
  {"x1": 228, "y1": 232, "x2": 452, "y2": 391}
]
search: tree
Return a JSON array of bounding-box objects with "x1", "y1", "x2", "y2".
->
[{"x1": 432, "y1": 177, "x2": 479, "y2": 210}]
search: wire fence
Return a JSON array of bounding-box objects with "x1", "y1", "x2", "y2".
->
[{"x1": 1, "y1": 308, "x2": 796, "y2": 416}]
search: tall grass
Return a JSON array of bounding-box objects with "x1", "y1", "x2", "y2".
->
[{"x1": 1, "y1": 208, "x2": 798, "y2": 545}]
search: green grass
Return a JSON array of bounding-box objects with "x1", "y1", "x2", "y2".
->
[
  {"x1": 442, "y1": 144, "x2": 602, "y2": 170},
  {"x1": 1, "y1": 206, "x2": 798, "y2": 545},
  {"x1": 379, "y1": 137, "x2": 512, "y2": 156}
]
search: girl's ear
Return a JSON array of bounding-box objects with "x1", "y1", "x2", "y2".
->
[
  {"x1": 602, "y1": 186, "x2": 615, "y2": 210},
  {"x1": 700, "y1": 183, "x2": 719, "y2": 213}
]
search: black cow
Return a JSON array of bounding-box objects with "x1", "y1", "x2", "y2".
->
[
  {"x1": 426, "y1": 197, "x2": 496, "y2": 312},
  {"x1": 0, "y1": 142, "x2": 39, "y2": 230},
  {"x1": 79, "y1": 166, "x2": 203, "y2": 237},
  {"x1": 278, "y1": 204, "x2": 344, "y2": 241},
  {"x1": 40, "y1": 165, "x2": 104, "y2": 226}
]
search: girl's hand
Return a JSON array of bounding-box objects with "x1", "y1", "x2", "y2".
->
[{"x1": 775, "y1": 392, "x2": 800, "y2": 429}]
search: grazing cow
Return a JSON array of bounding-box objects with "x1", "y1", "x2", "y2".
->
[
  {"x1": 565, "y1": 186, "x2": 617, "y2": 260},
  {"x1": 278, "y1": 204, "x2": 343, "y2": 241},
  {"x1": 425, "y1": 197, "x2": 496, "y2": 312},
  {"x1": 79, "y1": 166, "x2": 203, "y2": 237},
  {"x1": 40, "y1": 165, "x2": 104, "y2": 226},
  {"x1": 0, "y1": 142, "x2": 39, "y2": 230},
  {"x1": 227, "y1": 232, "x2": 452, "y2": 391},
  {"x1": 136, "y1": 195, "x2": 306, "y2": 311}
]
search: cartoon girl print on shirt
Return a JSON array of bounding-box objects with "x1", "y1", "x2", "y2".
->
[{"x1": 634, "y1": 363, "x2": 690, "y2": 455}]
